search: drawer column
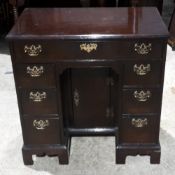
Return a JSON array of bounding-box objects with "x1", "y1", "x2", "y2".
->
[{"x1": 116, "y1": 60, "x2": 163, "y2": 164}]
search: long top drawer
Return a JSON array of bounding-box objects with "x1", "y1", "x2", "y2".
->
[{"x1": 11, "y1": 39, "x2": 166, "y2": 62}]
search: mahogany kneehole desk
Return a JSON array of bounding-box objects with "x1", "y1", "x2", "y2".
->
[{"x1": 7, "y1": 7, "x2": 169, "y2": 165}]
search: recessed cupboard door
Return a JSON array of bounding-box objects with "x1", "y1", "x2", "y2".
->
[{"x1": 71, "y1": 68, "x2": 115, "y2": 128}]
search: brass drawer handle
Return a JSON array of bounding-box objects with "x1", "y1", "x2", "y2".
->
[
  {"x1": 27, "y1": 66, "x2": 44, "y2": 77},
  {"x1": 29, "y1": 91, "x2": 46, "y2": 102},
  {"x1": 24, "y1": 44, "x2": 42, "y2": 56},
  {"x1": 133, "y1": 64, "x2": 151, "y2": 76},
  {"x1": 134, "y1": 43, "x2": 152, "y2": 55},
  {"x1": 132, "y1": 118, "x2": 148, "y2": 128},
  {"x1": 33, "y1": 120, "x2": 49, "y2": 130},
  {"x1": 80, "y1": 43, "x2": 97, "y2": 53},
  {"x1": 74, "y1": 89, "x2": 80, "y2": 107},
  {"x1": 133, "y1": 90, "x2": 151, "y2": 102}
]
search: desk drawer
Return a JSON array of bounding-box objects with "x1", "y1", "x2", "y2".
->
[
  {"x1": 20, "y1": 89, "x2": 58, "y2": 115},
  {"x1": 15, "y1": 64, "x2": 56, "y2": 88},
  {"x1": 123, "y1": 61, "x2": 162, "y2": 86},
  {"x1": 119, "y1": 115, "x2": 159, "y2": 144},
  {"x1": 13, "y1": 39, "x2": 164, "y2": 62},
  {"x1": 122, "y1": 88, "x2": 161, "y2": 114},
  {"x1": 23, "y1": 117, "x2": 61, "y2": 145}
]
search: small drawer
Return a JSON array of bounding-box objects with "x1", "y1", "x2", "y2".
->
[
  {"x1": 119, "y1": 115, "x2": 159, "y2": 144},
  {"x1": 122, "y1": 88, "x2": 161, "y2": 114},
  {"x1": 123, "y1": 61, "x2": 162, "y2": 86},
  {"x1": 20, "y1": 89, "x2": 58, "y2": 115},
  {"x1": 23, "y1": 117, "x2": 61, "y2": 145},
  {"x1": 13, "y1": 39, "x2": 163, "y2": 62},
  {"x1": 15, "y1": 64, "x2": 56, "y2": 88}
]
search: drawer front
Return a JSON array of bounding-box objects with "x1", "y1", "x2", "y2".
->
[
  {"x1": 20, "y1": 89, "x2": 58, "y2": 115},
  {"x1": 13, "y1": 39, "x2": 163, "y2": 62},
  {"x1": 123, "y1": 61, "x2": 162, "y2": 86},
  {"x1": 23, "y1": 117, "x2": 61, "y2": 145},
  {"x1": 119, "y1": 115, "x2": 159, "y2": 144},
  {"x1": 15, "y1": 64, "x2": 56, "y2": 88},
  {"x1": 122, "y1": 88, "x2": 161, "y2": 114}
]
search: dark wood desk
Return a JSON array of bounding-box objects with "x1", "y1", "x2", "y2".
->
[{"x1": 7, "y1": 7, "x2": 168, "y2": 165}]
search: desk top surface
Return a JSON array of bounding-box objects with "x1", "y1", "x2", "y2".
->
[{"x1": 7, "y1": 7, "x2": 169, "y2": 39}]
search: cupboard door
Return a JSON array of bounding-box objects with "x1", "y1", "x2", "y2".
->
[{"x1": 71, "y1": 68, "x2": 114, "y2": 128}]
